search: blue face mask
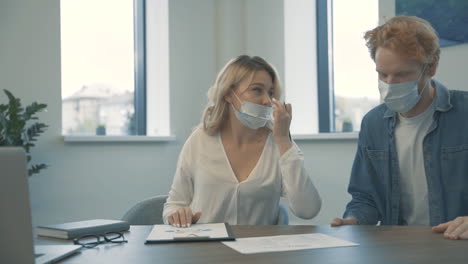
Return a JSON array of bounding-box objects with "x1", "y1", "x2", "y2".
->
[
  {"x1": 378, "y1": 66, "x2": 428, "y2": 113},
  {"x1": 231, "y1": 91, "x2": 273, "y2": 129}
]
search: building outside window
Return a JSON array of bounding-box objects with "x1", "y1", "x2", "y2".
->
[
  {"x1": 60, "y1": 0, "x2": 137, "y2": 136},
  {"x1": 331, "y1": 0, "x2": 379, "y2": 132}
]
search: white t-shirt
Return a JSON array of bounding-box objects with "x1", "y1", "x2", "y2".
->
[
  {"x1": 163, "y1": 127, "x2": 321, "y2": 225},
  {"x1": 395, "y1": 102, "x2": 435, "y2": 225}
]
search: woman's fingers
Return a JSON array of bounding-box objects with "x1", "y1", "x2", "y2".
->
[
  {"x1": 178, "y1": 208, "x2": 187, "y2": 227},
  {"x1": 172, "y1": 211, "x2": 180, "y2": 227},
  {"x1": 192, "y1": 212, "x2": 202, "y2": 224},
  {"x1": 169, "y1": 208, "x2": 203, "y2": 227},
  {"x1": 168, "y1": 215, "x2": 174, "y2": 225},
  {"x1": 285, "y1": 103, "x2": 292, "y2": 116},
  {"x1": 272, "y1": 97, "x2": 282, "y2": 109},
  {"x1": 169, "y1": 207, "x2": 200, "y2": 227},
  {"x1": 184, "y1": 207, "x2": 192, "y2": 227}
]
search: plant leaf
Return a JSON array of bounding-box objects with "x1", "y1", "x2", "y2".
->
[
  {"x1": 28, "y1": 163, "x2": 48, "y2": 176},
  {"x1": 1, "y1": 90, "x2": 48, "y2": 177},
  {"x1": 23, "y1": 102, "x2": 47, "y2": 121}
]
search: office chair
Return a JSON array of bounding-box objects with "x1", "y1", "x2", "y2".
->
[
  {"x1": 121, "y1": 195, "x2": 168, "y2": 225},
  {"x1": 277, "y1": 203, "x2": 289, "y2": 225},
  {"x1": 122, "y1": 195, "x2": 289, "y2": 225}
]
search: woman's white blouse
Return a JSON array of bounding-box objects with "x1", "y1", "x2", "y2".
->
[{"x1": 163, "y1": 128, "x2": 321, "y2": 225}]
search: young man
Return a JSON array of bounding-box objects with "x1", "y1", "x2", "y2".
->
[{"x1": 331, "y1": 16, "x2": 468, "y2": 240}]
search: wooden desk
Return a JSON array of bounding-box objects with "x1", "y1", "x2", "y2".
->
[{"x1": 36, "y1": 225, "x2": 467, "y2": 263}]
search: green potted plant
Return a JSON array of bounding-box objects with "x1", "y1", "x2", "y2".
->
[
  {"x1": 96, "y1": 123, "x2": 106, "y2": 135},
  {"x1": 0, "y1": 89, "x2": 48, "y2": 176},
  {"x1": 342, "y1": 117, "x2": 354, "y2": 132}
]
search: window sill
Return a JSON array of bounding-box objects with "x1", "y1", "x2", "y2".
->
[
  {"x1": 292, "y1": 132, "x2": 358, "y2": 141},
  {"x1": 63, "y1": 135, "x2": 177, "y2": 143}
]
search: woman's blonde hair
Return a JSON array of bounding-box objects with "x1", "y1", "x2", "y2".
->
[
  {"x1": 364, "y1": 16, "x2": 440, "y2": 66},
  {"x1": 202, "y1": 55, "x2": 282, "y2": 135}
]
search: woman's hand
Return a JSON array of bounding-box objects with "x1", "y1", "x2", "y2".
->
[
  {"x1": 168, "y1": 207, "x2": 202, "y2": 228},
  {"x1": 272, "y1": 98, "x2": 292, "y2": 155}
]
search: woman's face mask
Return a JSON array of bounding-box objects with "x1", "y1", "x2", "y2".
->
[
  {"x1": 378, "y1": 65, "x2": 429, "y2": 113},
  {"x1": 231, "y1": 91, "x2": 273, "y2": 129}
]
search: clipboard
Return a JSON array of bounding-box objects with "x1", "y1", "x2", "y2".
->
[{"x1": 145, "y1": 223, "x2": 235, "y2": 244}]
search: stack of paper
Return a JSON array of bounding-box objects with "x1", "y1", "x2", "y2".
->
[{"x1": 222, "y1": 233, "x2": 358, "y2": 254}]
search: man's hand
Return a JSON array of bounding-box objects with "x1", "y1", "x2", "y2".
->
[
  {"x1": 331, "y1": 216, "x2": 359, "y2": 226},
  {"x1": 432, "y1": 216, "x2": 468, "y2": 240}
]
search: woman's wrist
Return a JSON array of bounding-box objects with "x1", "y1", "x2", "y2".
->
[{"x1": 275, "y1": 136, "x2": 292, "y2": 155}]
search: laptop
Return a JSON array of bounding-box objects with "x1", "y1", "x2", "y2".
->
[{"x1": 0, "y1": 147, "x2": 81, "y2": 264}]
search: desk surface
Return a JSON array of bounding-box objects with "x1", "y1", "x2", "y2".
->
[{"x1": 36, "y1": 225, "x2": 467, "y2": 264}]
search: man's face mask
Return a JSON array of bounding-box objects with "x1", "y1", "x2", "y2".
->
[
  {"x1": 231, "y1": 91, "x2": 273, "y2": 130},
  {"x1": 378, "y1": 65, "x2": 429, "y2": 113}
]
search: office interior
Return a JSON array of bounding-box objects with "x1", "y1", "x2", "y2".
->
[{"x1": 1, "y1": 0, "x2": 467, "y2": 229}]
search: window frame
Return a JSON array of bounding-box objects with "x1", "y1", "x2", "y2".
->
[
  {"x1": 316, "y1": 0, "x2": 335, "y2": 133},
  {"x1": 134, "y1": 0, "x2": 147, "y2": 135}
]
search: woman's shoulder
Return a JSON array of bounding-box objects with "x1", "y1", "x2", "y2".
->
[{"x1": 183, "y1": 126, "x2": 219, "y2": 149}]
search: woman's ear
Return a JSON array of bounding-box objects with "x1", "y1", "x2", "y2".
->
[{"x1": 224, "y1": 88, "x2": 235, "y2": 104}]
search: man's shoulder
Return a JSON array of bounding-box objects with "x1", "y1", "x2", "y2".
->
[
  {"x1": 356, "y1": 104, "x2": 390, "y2": 146},
  {"x1": 361, "y1": 103, "x2": 388, "y2": 126},
  {"x1": 445, "y1": 89, "x2": 468, "y2": 117},
  {"x1": 449, "y1": 89, "x2": 468, "y2": 105}
]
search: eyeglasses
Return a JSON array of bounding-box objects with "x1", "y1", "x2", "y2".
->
[{"x1": 73, "y1": 232, "x2": 128, "y2": 248}]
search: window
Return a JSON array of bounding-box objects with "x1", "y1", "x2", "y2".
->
[
  {"x1": 284, "y1": 0, "x2": 379, "y2": 135},
  {"x1": 330, "y1": 0, "x2": 379, "y2": 132},
  {"x1": 61, "y1": 0, "x2": 169, "y2": 138}
]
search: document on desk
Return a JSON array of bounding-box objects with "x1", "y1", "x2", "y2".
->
[
  {"x1": 222, "y1": 233, "x2": 358, "y2": 254},
  {"x1": 145, "y1": 223, "x2": 235, "y2": 243}
]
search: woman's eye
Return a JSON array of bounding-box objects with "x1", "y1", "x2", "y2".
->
[{"x1": 253, "y1": 87, "x2": 262, "y2": 93}]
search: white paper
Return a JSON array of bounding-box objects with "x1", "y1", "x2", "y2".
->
[
  {"x1": 146, "y1": 223, "x2": 229, "y2": 241},
  {"x1": 222, "y1": 233, "x2": 358, "y2": 254}
]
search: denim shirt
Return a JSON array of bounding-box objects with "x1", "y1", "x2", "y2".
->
[{"x1": 343, "y1": 80, "x2": 468, "y2": 226}]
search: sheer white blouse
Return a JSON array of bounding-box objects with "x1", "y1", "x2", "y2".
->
[{"x1": 163, "y1": 128, "x2": 321, "y2": 225}]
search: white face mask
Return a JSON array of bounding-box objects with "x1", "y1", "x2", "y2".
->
[
  {"x1": 231, "y1": 91, "x2": 273, "y2": 129},
  {"x1": 378, "y1": 66, "x2": 428, "y2": 113}
]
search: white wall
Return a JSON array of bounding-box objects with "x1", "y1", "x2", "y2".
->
[
  {"x1": 437, "y1": 43, "x2": 468, "y2": 91},
  {"x1": 213, "y1": 0, "x2": 284, "y2": 77},
  {"x1": 1, "y1": 0, "x2": 466, "y2": 227},
  {"x1": 1, "y1": 0, "x2": 217, "y2": 226}
]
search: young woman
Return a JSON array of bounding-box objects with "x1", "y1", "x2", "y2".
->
[{"x1": 163, "y1": 55, "x2": 321, "y2": 227}]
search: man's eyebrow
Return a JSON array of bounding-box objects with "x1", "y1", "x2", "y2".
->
[
  {"x1": 376, "y1": 69, "x2": 414, "y2": 75},
  {"x1": 396, "y1": 70, "x2": 414, "y2": 75}
]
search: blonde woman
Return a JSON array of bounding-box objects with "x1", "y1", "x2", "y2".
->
[{"x1": 163, "y1": 55, "x2": 321, "y2": 227}]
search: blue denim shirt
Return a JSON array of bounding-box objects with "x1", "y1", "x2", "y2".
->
[{"x1": 343, "y1": 80, "x2": 468, "y2": 226}]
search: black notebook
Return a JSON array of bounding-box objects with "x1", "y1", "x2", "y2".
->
[
  {"x1": 145, "y1": 223, "x2": 235, "y2": 243},
  {"x1": 36, "y1": 219, "x2": 130, "y2": 240}
]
